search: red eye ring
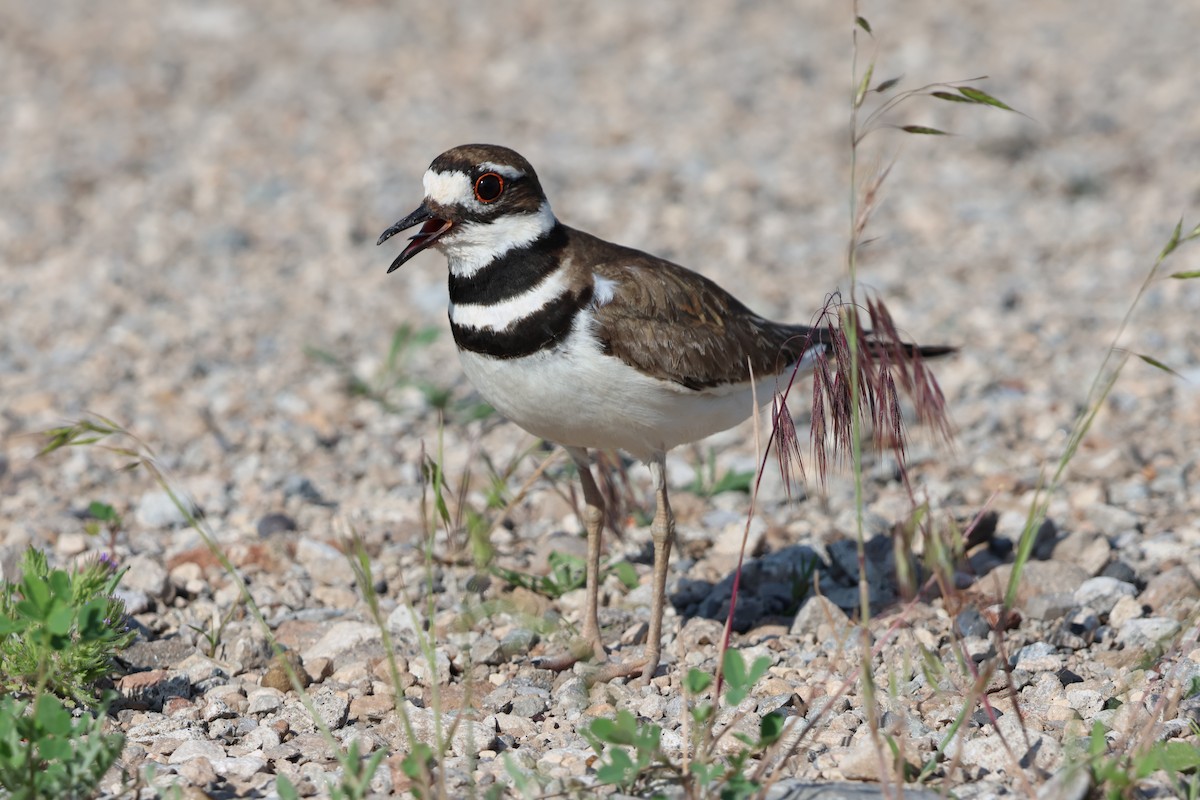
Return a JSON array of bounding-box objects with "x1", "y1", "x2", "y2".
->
[{"x1": 474, "y1": 172, "x2": 505, "y2": 203}]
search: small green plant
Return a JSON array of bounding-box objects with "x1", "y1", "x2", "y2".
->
[
  {"x1": 782, "y1": 559, "x2": 818, "y2": 616},
  {"x1": 586, "y1": 709, "x2": 667, "y2": 789},
  {"x1": 0, "y1": 548, "x2": 135, "y2": 705},
  {"x1": 276, "y1": 738, "x2": 389, "y2": 800},
  {"x1": 583, "y1": 648, "x2": 783, "y2": 799},
  {"x1": 687, "y1": 448, "x2": 755, "y2": 498},
  {"x1": 83, "y1": 501, "x2": 124, "y2": 552},
  {"x1": 187, "y1": 603, "x2": 240, "y2": 659},
  {"x1": 0, "y1": 547, "x2": 134, "y2": 798},
  {"x1": 0, "y1": 693, "x2": 125, "y2": 800},
  {"x1": 420, "y1": 430, "x2": 553, "y2": 567},
  {"x1": 493, "y1": 550, "x2": 638, "y2": 600},
  {"x1": 1086, "y1": 721, "x2": 1200, "y2": 800}
]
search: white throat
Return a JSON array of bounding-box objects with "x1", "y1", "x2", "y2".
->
[{"x1": 439, "y1": 200, "x2": 557, "y2": 279}]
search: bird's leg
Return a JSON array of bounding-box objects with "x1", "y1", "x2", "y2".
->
[
  {"x1": 542, "y1": 450, "x2": 676, "y2": 685},
  {"x1": 641, "y1": 453, "x2": 675, "y2": 683},
  {"x1": 538, "y1": 447, "x2": 608, "y2": 671},
  {"x1": 563, "y1": 446, "x2": 608, "y2": 662},
  {"x1": 572, "y1": 453, "x2": 676, "y2": 686}
]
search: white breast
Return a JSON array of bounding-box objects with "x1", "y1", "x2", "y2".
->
[{"x1": 456, "y1": 310, "x2": 798, "y2": 463}]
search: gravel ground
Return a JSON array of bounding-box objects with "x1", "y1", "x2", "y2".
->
[{"x1": 3, "y1": 1, "x2": 1200, "y2": 798}]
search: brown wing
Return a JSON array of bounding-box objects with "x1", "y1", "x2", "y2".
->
[{"x1": 573, "y1": 229, "x2": 828, "y2": 390}]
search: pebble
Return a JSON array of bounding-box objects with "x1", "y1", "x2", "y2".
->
[
  {"x1": 1026, "y1": 592, "x2": 1076, "y2": 621},
  {"x1": 499, "y1": 628, "x2": 538, "y2": 658},
  {"x1": 349, "y1": 695, "x2": 395, "y2": 722},
  {"x1": 985, "y1": 561, "x2": 1089, "y2": 608},
  {"x1": 387, "y1": 604, "x2": 426, "y2": 637},
  {"x1": 410, "y1": 650, "x2": 452, "y2": 685},
  {"x1": 536, "y1": 748, "x2": 594, "y2": 780},
  {"x1": 247, "y1": 688, "x2": 284, "y2": 715},
  {"x1": 135, "y1": 491, "x2": 197, "y2": 529},
  {"x1": 256, "y1": 512, "x2": 298, "y2": 537},
  {"x1": 121, "y1": 555, "x2": 172, "y2": 600},
  {"x1": 302, "y1": 621, "x2": 381, "y2": 664},
  {"x1": 1074, "y1": 576, "x2": 1136, "y2": 616},
  {"x1": 470, "y1": 635, "x2": 504, "y2": 666},
  {"x1": 294, "y1": 539, "x2": 356, "y2": 586},
  {"x1": 509, "y1": 693, "x2": 548, "y2": 718},
  {"x1": 1013, "y1": 642, "x2": 1062, "y2": 672},
  {"x1": 1117, "y1": 617, "x2": 1182, "y2": 650},
  {"x1": 1107, "y1": 594, "x2": 1143, "y2": 628},
  {"x1": 312, "y1": 690, "x2": 350, "y2": 730},
  {"x1": 1051, "y1": 529, "x2": 1111, "y2": 576},
  {"x1": 955, "y1": 607, "x2": 991, "y2": 638},
  {"x1": 1099, "y1": 560, "x2": 1139, "y2": 586},
  {"x1": 212, "y1": 755, "x2": 268, "y2": 782},
  {"x1": 1085, "y1": 505, "x2": 1140, "y2": 536},
  {"x1": 1139, "y1": 565, "x2": 1200, "y2": 614},
  {"x1": 790, "y1": 595, "x2": 851, "y2": 639},
  {"x1": 56, "y1": 532, "x2": 89, "y2": 556},
  {"x1": 168, "y1": 739, "x2": 226, "y2": 765}
]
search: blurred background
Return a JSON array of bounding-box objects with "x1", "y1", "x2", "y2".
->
[{"x1": 2, "y1": 0, "x2": 1199, "y2": 550}]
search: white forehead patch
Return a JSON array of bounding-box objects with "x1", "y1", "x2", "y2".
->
[
  {"x1": 423, "y1": 169, "x2": 474, "y2": 207},
  {"x1": 478, "y1": 161, "x2": 526, "y2": 180}
]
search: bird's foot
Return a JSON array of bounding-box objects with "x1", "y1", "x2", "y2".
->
[
  {"x1": 579, "y1": 656, "x2": 655, "y2": 687},
  {"x1": 535, "y1": 633, "x2": 606, "y2": 672},
  {"x1": 535, "y1": 639, "x2": 659, "y2": 686}
]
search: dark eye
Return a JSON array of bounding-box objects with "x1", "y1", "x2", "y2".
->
[{"x1": 474, "y1": 172, "x2": 504, "y2": 203}]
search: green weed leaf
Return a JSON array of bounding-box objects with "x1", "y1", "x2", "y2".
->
[
  {"x1": 595, "y1": 748, "x2": 634, "y2": 785},
  {"x1": 610, "y1": 560, "x2": 639, "y2": 590},
  {"x1": 874, "y1": 76, "x2": 902, "y2": 93},
  {"x1": 34, "y1": 695, "x2": 73, "y2": 736},
  {"x1": 955, "y1": 85, "x2": 1015, "y2": 110},
  {"x1": 76, "y1": 598, "x2": 108, "y2": 640},
  {"x1": 746, "y1": 655, "x2": 771, "y2": 686},
  {"x1": 686, "y1": 668, "x2": 713, "y2": 695},
  {"x1": 690, "y1": 760, "x2": 723, "y2": 786},
  {"x1": 400, "y1": 742, "x2": 433, "y2": 779},
  {"x1": 1150, "y1": 740, "x2": 1200, "y2": 773},
  {"x1": 277, "y1": 775, "x2": 301, "y2": 800},
  {"x1": 1136, "y1": 353, "x2": 1180, "y2": 377},
  {"x1": 856, "y1": 62, "x2": 875, "y2": 108},
  {"x1": 45, "y1": 602, "x2": 74, "y2": 637},
  {"x1": 723, "y1": 649, "x2": 748, "y2": 690},
  {"x1": 900, "y1": 125, "x2": 949, "y2": 136},
  {"x1": 931, "y1": 90, "x2": 974, "y2": 103},
  {"x1": 86, "y1": 501, "x2": 119, "y2": 523},
  {"x1": 759, "y1": 711, "x2": 786, "y2": 746}
]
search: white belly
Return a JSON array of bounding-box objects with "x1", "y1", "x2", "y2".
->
[{"x1": 456, "y1": 317, "x2": 797, "y2": 462}]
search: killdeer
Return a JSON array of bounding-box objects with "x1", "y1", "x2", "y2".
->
[{"x1": 379, "y1": 144, "x2": 950, "y2": 682}]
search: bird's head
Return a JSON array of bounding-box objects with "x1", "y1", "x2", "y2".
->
[{"x1": 378, "y1": 144, "x2": 555, "y2": 275}]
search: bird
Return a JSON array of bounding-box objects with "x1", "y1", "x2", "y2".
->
[{"x1": 378, "y1": 143, "x2": 951, "y2": 682}]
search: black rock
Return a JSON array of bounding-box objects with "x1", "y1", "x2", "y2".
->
[
  {"x1": 1056, "y1": 668, "x2": 1084, "y2": 686},
  {"x1": 955, "y1": 607, "x2": 991, "y2": 638},
  {"x1": 1100, "y1": 559, "x2": 1138, "y2": 587},
  {"x1": 257, "y1": 512, "x2": 298, "y2": 537}
]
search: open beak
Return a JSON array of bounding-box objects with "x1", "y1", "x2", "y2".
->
[{"x1": 377, "y1": 204, "x2": 454, "y2": 273}]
